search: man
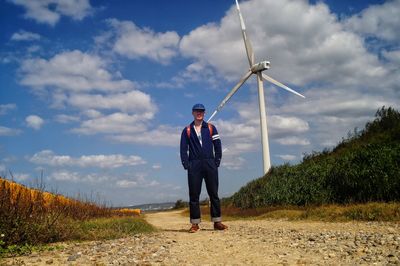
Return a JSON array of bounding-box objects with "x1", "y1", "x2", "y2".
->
[{"x1": 180, "y1": 103, "x2": 228, "y2": 233}]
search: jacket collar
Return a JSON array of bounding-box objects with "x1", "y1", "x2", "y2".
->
[{"x1": 191, "y1": 120, "x2": 207, "y2": 128}]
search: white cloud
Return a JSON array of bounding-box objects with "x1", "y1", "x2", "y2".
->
[
  {"x1": 210, "y1": 98, "x2": 310, "y2": 156},
  {"x1": 30, "y1": 150, "x2": 146, "y2": 168},
  {"x1": 110, "y1": 125, "x2": 181, "y2": 147},
  {"x1": 180, "y1": 0, "x2": 388, "y2": 89},
  {"x1": 107, "y1": 19, "x2": 180, "y2": 63},
  {"x1": 67, "y1": 91, "x2": 156, "y2": 113},
  {"x1": 116, "y1": 179, "x2": 138, "y2": 188},
  {"x1": 116, "y1": 177, "x2": 160, "y2": 188},
  {"x1": 13, "y1": 173, "x2": 30, "y2": 181},
  {"x1": 54, "y1": 114, "x2": 80, "y2": 124},
  {"x1": 0, "y1": 170, "x2": 30, "y2": 181},
  {"x1": 11, "y1": 30, "x2": 41, "y2": 41},
  {"x1": 269, "y1": 115, "x2": 309, "y2": 135},
  {"x1": 17, "y1": 49, "x2": 165, "y2": 144},
  {"x1": 26, "y1": 115, "x2": 44, "y2": 130},
  {"x1": 49, "y1": 170, "x2": 111, "y2": 183},
  {"x1": 382, "y1": 49, "x2": 400, "y2": 65},
  {"x1": 276, "y1": 137, "x2": 310, "y2": 146},
  {"x1": 276, "y1": 154, "x2": 297, "y2": 161},
  {"x1": 0, "y1": 126, "x2": 21, "y2": 136},
  {"x1": 20, "y1": 50, "x2": 134, "y2": 93},
  {"x1": 344, "y1": 0, "x2": 400, "y2": 42},
  {"x1": 222, "y1": 156, "x2": 246, "y2": 170},
  {"x1": 72, "y1": 112, "x2": 152, "y2": 135},
  {"x1": 9, "y1": 0, "x2": 93, "y2": 26},
  {"x1": 0, "y1": 104, "x2": 17, "y2": 115},
  {"x1": 177, "y1": 0, "x2": 400, "y2": 161},
  {"x1": 152, "y1": 164, "x2": 161, "y2": 169}
]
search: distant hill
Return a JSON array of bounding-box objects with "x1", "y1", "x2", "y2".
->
[
  {"x1": 122, "y1": 202, "x2": 176, "y2": 212},
  {"x1": 229, "y1": 106, "x2": 400, "y2": 208}
]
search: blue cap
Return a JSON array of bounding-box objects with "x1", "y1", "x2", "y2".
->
[{"x1": 192, "y1": 103, "x2": 205, "y2": 111}]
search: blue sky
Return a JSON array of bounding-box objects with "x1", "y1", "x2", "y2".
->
[{"x1": 1, "y1": 0, "x2": 399, "y2": 206}]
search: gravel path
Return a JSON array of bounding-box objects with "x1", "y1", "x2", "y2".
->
[{"x1": 1, "y1": 210, "x2": 399, "y2": 265}]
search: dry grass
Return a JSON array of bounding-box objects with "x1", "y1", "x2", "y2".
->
[
  {"x1": 0, "y1": 177, "x2": 152, "y2": 257},
  {"x1": 179, "y1": 202, "x2": 400, "y2": 222},
  {"x1": 220, "y1": 202, "x2": 400, "y2": 222}
]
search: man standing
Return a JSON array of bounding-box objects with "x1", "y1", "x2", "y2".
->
[{"x1": 180, "y1": 103, "x2": 228, "y2": 233}]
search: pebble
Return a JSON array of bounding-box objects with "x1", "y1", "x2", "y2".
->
[{"x1": 1, "y1": 218, "x2": 400, "y2": 265}]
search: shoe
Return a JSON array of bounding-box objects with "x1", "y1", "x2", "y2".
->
[
  {"x1": 214, "y1": 222, "x2": 228, "y2": 230},
  {"x1": 189, "y1": 224, "x2": 200, "y2": 233}
]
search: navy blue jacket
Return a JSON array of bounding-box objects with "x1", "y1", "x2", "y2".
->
[{"x1": 180, "y1": 121, "x2": 222, "y2": 170}]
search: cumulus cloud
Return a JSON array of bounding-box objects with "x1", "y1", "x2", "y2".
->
[
  {"x1": 0, "y1": 104, "x2": 17, "y2": 115},
  {"x1": 382, "y1": 50, "x2": 400, "y2": 65},
  {"x1": 276, "y1": 154, "x2": 297, "y2": 161},
  {"x1": 0, "y1": 126, "x2": 21, "y2": 136},
  {"x1": 11, "y1": 30, "x2": 41, "y2": 41},
  {"x1": 18, "y1": 49, "x2": 163, "y2": 143},
  {"x1": 54, "y1": 114, "x2": 80, "y2": 124},
  {"x1": 222, "y1": 156, "x2": 246, "y2": 170},
  {"x1": 72, "y1": 112, "x2": 153, "y2": 135},
  {"x1": 152, "y1": 164, "x2": 161, "y2": 169},
  {"x1": 26, "y1": 115, "x2": 44, "y2": 130},
  {"x1": 20, "y1": 50, "x2": 134, "y2": 92},
  {"x1": 13, "y1": 173, "x2": 30, "y2": 181},
  {"x1": 344, "y1": 0, "x2": 400, "y2": 42},
  {"x1": 177, "y1": 0, "x2": 399, "y2": 162},
  {"x1": 116, "y1": 174, "x2": 160, "y2": 188},
  {"x1": 49, "y1": 170, "x2": 111, "y2": 183},
  {"x1": 268, "y1": 115, "x2": 309, "y2": 135},
  {"x1": 67, "y1": 91, "x2": 156, "y2": 113},
  {"x1": 107, "y1": 19, "x2": 180, "y2": 64},
  {"x1": 276, "y1": 137, "x2": 310, "y2": 146},
  {"x1": 30, "y1": 150, "x2": 146, "y2": 168},
  {"x1": 8, "y1": 0, "x2": 93, "y2": 26},
  {"x1": 180, "y1": 0, "x2": 388, "y2": 89},
  {"x1": 110, "y1": 125, "x2": 181, "y2": 147}
]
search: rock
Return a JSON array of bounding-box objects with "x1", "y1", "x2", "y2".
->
[{"x1": 67, "y1": 254, "x2": 80, "y2": 261}]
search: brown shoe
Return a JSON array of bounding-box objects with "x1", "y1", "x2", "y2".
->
[
  {"x1": 189, "y1": 224, "x2": 200, "y2": 233},
  {"x1": 214, "y1": 222, "x2": 228, "y2": 230}
]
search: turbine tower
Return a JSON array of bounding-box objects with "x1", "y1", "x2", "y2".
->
[{"x1": 207, "y1": 0, "x2": 305, "y2": 175}]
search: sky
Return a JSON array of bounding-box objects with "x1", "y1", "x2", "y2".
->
[{"x1": 1, "y1": 0, "x2": 399, "y2": 206}]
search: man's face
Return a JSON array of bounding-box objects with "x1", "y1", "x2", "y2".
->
[{"x1": 192, "y1": 110, "x2": 205, "y2": 121}]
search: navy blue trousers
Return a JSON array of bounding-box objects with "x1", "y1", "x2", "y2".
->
[{"x1": 187, "y1": 159, "x2": 221, "y2": 224}]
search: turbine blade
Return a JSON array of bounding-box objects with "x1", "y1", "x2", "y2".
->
[
  {"x1": 207, "y1": 70, "x2": 253, "y2": 122},
  {"x1": 235, "y1": 0, "x2": 255, "y2": 66},
  {"x1": 262, "y1": 73, "x2": 306, "y2": 98}
]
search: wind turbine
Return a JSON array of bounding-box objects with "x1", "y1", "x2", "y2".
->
[{"x1": 207, "y1": 0, "x2": 305, "y2": 175}]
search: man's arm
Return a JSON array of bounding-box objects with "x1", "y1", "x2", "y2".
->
[
  {"x1": 180, "y1": 128, "x2": 189, "y2": 170},
  {"x1": 211, "y1": 125, "x2": 222, "y2": 167}
]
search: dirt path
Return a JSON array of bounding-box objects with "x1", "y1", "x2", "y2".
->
[
  {"x1": 2, "y1": 210, "x2": 399, "y2": 265},
  {"x1": 145, "y1": 210, "x2": 400, "y2": 265}
]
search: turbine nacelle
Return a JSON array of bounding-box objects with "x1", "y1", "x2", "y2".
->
[
  {"x1": 209, "y1": 0, "x2": 306, "y2": 174},
  {"x1": 250, "y1": 61, "x2": 270, "y2": 73}
]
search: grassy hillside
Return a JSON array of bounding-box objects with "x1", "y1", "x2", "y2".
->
[{"x1": 230, "y1": 106, "x2": 400, "y2": 208}]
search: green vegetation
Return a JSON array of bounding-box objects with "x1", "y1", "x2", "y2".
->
[
  {"x1": 229, "y1": 106, "x2": 400, "y2": 209},
  {"x1": 66, "y1": 217, "x2": 155, "y2": 241},
  {"x1": 173, "y1": 199, "x2": 188, "y2": 209}
]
